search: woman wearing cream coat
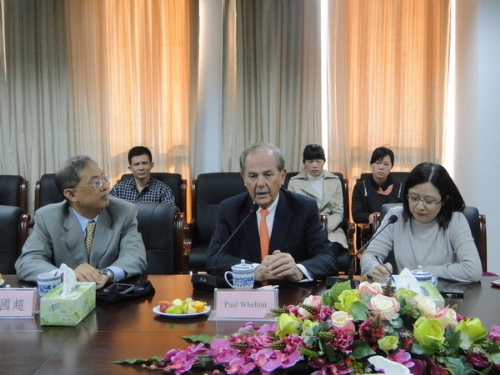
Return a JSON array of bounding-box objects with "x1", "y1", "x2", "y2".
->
[{"x1": 288, "y1": 144, "x2": 348, "y2": 250}]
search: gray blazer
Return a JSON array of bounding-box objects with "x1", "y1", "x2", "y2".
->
[{"x1": 15, "y1": 196, "x2": 147, "y2": 281}]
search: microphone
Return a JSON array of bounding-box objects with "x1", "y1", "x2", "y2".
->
[
  {"x1": 326, "y1": 214, "x2": 398, "y2": 288},
  {"x1": 191, "y1": 203, "x2": 260, "y2": 291}
]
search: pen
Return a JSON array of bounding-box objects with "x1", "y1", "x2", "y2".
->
[{"x1": 375, "y1": 255, "x2": 395, "y2": 283}]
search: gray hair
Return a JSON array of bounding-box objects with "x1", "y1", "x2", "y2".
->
[
  {"x1": 239, "y1": 142, "x2": 286, "y2": 173},
  {"x1": 55, "y1": 155, "x2": 95, "y2": 195}
]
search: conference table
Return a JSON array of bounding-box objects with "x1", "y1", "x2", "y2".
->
[{"x1": 1, "y1": 274, "x2": 499, "y2": 375}]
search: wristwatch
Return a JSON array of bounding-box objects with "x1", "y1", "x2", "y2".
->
[{"x1": 98, "y1": 268, "x2": 114, "y2": 283}]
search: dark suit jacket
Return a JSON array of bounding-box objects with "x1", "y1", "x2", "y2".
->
[
  {"x1": 206, "y1": 189, "x2": 339, "y2": 280},
  {"x1": 15, "y1": 196, "x2": 147, "y2": 281}
]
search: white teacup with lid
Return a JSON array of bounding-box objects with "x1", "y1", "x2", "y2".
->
[
  {"x1": 411, "y1": 265, "x2": 437, "y2": 286},
  {"x1": 224, "y1": 260, "x2": 255, "y2": 290}
]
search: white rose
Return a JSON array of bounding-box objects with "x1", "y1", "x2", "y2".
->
[
  {"x1": 331, "y1": 311, "x2": 353, "y2": 328},
  {"x1": 368, "y1": 294, "x2": 400, "y2": 321},
  {"x1": 412, "y1": 294, "x2": 436, "y2": 317},
  {"x1": 434, "y1": 307, "x2": 458, "y2": 328}
]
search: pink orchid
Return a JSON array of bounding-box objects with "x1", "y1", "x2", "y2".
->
[
  {"x1": 164, "y1": 349, "x2": 198, "y2": 375},
  {"x1": 251, "y1": 348, "x2": 282, "y2": 372},
  {"x1": 225, "y1": 357, "x2": 256, "y2": 375},
  {"x1": 210, "y1": 339, "x2": 240, "y2": 363}
]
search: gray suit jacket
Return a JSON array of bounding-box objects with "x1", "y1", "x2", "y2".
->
[{"x1": 15, "y1": 196, "x2": 147, "y2": 281}]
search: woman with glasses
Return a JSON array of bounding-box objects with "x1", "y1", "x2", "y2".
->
[{"x1": 360, "y1": 162, "x2": 482, "y2": 283}]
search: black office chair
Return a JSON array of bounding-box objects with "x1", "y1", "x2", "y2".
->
[
  {"x1": 373, "y1": 203, "x2": 488, "y2": 273},
  {"x1": 135, "y1": 203, "x2": 185, "y2": 275},
  {"x1": 119, "y1": 172, "x2": 187, "y2": 213},
  {"x1": 35, "y1": 174, "x2": 65, "y2": 211},
  {"x1": 0, "y1": 205, "x2": 31, "y2": 274},
  {"x1": 0, "y1": 175, "x2": 28, "y2": 213},
  {"x1": 183, "y1": 173, "x2": 247, "y2": 273}
]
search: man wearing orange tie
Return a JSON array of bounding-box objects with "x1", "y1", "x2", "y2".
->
[{"x1": 206, "y1": 142, "x2": 339, "y2": 282}]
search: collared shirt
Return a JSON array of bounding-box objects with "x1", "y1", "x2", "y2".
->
[
  {"x1": 256, "y1": 195, "x2": 312, "y2": 281},
  {"x1": 110, "y1": 177, "x2": 176, "y2": 206},
  {"x1": 69, "y1": 208, "x2": 125, "y2": 281}
]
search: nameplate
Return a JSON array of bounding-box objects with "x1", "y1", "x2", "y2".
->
[
  {"x1": 213, "y1": 289, "x2": 278, "y2": 320},
  {"x1": 0, "y1": 288, "x2": 37, "y2": 318}
]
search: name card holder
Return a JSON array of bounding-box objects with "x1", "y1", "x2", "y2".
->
[
  {"x1": 0, "y1": 288, "x2": 37, "y2": 318},
  {"x1": 211, "y1": 288, "x2": 278, "y2": 321}
]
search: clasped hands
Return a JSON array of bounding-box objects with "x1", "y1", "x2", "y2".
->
[
  {"x1": 74, "y1": 263, "x2": 109, "y2": 289},
  {"x1": 255, "y1": 250, "x2": 303, "y2": 282}
]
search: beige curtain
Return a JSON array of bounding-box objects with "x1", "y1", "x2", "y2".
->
[
  {"x1": 327, "y1": 0, "x2": 450, "y2": 182},
  {"x1": 64, "y1": 0, "x2": 194, "y2": 208},
  {"x1": 222, "y1": 0, "x2": 322, "y2": 172},
  {"x1": 222, "y1": 0, "x2": 450, "y2": 184},
  {"x1": 0, "y1": 0, "x2": 72, "y2": 213}
]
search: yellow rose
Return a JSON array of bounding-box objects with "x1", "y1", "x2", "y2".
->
[
  {"x1": 277, "y1": 313, "x2": 301, "y2": 339},
  {"x1": 377, "y1": 335, "x2": 399, "y2": 352},
  {"x1": 455, "y1": 318, "x2": 487, "y2": 340},
  {"x1": 413, "y1": 317, "x2": 445, "y2": 346},
  {"x1": 334, "y1": 289, "x2": 361, "y2": 313}
]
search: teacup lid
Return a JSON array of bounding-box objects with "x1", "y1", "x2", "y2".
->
[
  {"x1": 232, "y1": 259, "x2": 254, "y2": 270},
  {"x1": 411, "y1": 265, "x2": 433, "y2": 280}
]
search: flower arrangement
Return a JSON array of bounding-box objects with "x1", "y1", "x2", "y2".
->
[{"x1": 116, "y1": 280, "x2": 500, "y2": 374}]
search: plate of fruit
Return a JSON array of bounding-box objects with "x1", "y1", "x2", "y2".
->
[{"x1": 153, "y1": 298, "x2": 210, "y2": 318}]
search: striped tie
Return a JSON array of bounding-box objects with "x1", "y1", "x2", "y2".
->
[{"x1": 85, "y1": 220, "x2": 96, "y2": 257}]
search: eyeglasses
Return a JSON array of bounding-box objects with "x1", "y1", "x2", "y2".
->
[
  {"x1": 72, "y1": 174, "x2": 110, "y2": 190},
  {"x1": 406, "y1": 194, "x2": 442, "y2": 208}
]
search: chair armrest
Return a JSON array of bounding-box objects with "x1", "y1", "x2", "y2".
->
[
  {"x1": 479, "y1": 214, "x2": 487, "y2": 272},
  {"x1": 17, "y1": 213, "x2": 31, "y2": 255},
  {"x1": 372, "y1": 213, "x2": 382, "y2": 235},
  {"x1": 182, "y1": 220, "x2": 196, "y2": 274},
  {"x1": 174, "y1": 212, "x2": 186, "y2": 274}
]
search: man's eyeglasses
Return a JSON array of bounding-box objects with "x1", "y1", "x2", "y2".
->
[
  {"x1": 72, "y1": 175, "x2": 110, "y2": 190},
  {"x1": 406, "y1": 194, "x2": 442, "y2": 207}
]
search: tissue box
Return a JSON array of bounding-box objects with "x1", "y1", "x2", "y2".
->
[
  {"x1": 40, "y1": 282, "x2": 96, "y2": 326},
  {"x1": 419, "y1": 281, "x2": 444, "y2": 308}
]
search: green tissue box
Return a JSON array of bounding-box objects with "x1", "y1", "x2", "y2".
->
[
  {"x1": 40, "y1": 282, "x2": 96, "y2": 326},
  {"x1": 419, "y1": 281, "x2": 444, "y2": 308}
]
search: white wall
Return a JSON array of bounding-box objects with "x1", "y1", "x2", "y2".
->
[
  {"x1": 194, "y1": 0, "x2": 223, "y2": 176},
  {"x1": 477, "y1": 0, "x2": 500, "y2": 275},
  {"x1": 454, "y1": 0, "x2": 500, "y2": 275}
]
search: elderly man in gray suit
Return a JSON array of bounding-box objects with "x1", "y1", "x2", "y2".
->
[{"x1": 15, "y1": 155, "x2": 147, "y2": 289}]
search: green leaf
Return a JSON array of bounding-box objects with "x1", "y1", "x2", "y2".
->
[
  {"x1": 179, "y1": 334, "x2": 222, "y2": 344},
  {"x1": 111, "y1": 356, "x2": 163, "y2": 365},
  {"x1": 322, "y1": 280, "x2": 352, "y2": 306},
  {"x1": 300, "y1": 347, "x2": 320, "y2": 358},
  {"x1": 436, "y1": 356, "x2": 466, "y2": 375},
  {"x1": 351, "y1": 340, "x2": 376, "y2": 359},
  {"x1": 487, "y1": 351, "x2": 500, "y2": 365},
  {"x1": 351, "y1": 301, "x2": 370, "y2": 321}
]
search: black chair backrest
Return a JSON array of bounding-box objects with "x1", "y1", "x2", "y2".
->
[
  {"x1": 0, "y1": 205, "x2": 24, "y2": 274},
  {"x1": 0, "y1": 175, "x2": 28, "y2": 213},
  {"x1": 193, "y1": 172, "x2": 247, "y2": 246},
  {"x1": 35, "y1": 174, "x2": 65, "y2": 211},
  {"x1": 120, "y1": 172, "x2": 186, "y2": 212},
  {"x1": 135, "y1": 203, "x2": 183, "y2": 275}
]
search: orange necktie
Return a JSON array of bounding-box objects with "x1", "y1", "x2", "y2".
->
[{"x1": 260, "y1": 208, "x2": 269, "y2": 261}]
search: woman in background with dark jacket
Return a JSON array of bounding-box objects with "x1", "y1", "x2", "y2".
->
[{"x1": 352, "y1": 147, "x2": 404, "y2": 224}]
